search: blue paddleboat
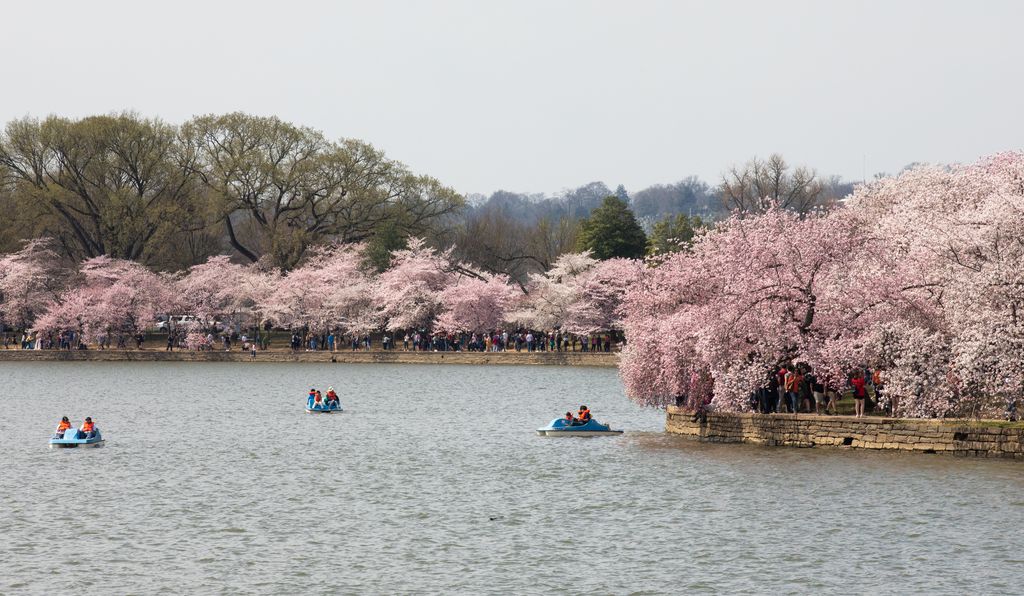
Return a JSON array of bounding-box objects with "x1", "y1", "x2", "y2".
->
[
  {"x1": 306, "y1": 397, "x2": 343, "y2": 413},
  {"x1": 49, "y1": 428, "x2": 105, "y2": 448},
  {"x1": 536, "y1": 418, "x2": 623, "y2": 436}
]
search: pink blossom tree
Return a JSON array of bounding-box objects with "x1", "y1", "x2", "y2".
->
[
  {"x1": 433, "y1": 274, "x2": 519, "y2": 334},
  {"x1": 572, "y1": 257, "x2": 645, "y2": 335},
  {"x1": 848, "y1": 152, "x2": 1024, "y2": 417},
  {"x1": 176, "y1": 255, "x2": 251, "y2": 323},
  {"x1": 0, "y1": 239, "x2": 66, "y2": 333},
  {"x1": 619, "y1": 207, "x2": 888, "y2": 410},
  {"x1": 34, "y1": 256, "x2": 174, "y2": 344},
  {"x1": 263, "y1": 243, "x2": 374, "y2": 335},
  {"x1": 622, "y1": 153, "x2": 1024, "y2": 419},
  {"x1": 511, "y1": 251, "x2": 642, "y2": 335},
  {"x1": 373, "y1": 238, "x2": 458, "y2": 332},
  {"x1": 176, "y1": 256, "x2": 278, "y2": 343}
]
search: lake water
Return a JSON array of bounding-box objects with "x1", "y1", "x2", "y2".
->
[{"x1": 1, "y1": 362, "x2": 1022, "y2": 594}]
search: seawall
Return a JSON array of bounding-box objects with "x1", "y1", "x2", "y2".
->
[
  {"x1": 0, "y1": 349, "x2": 619, "y2": 367},
  {"x1": 665, "y1": 406, "x2": 1024, "y2": 459}
]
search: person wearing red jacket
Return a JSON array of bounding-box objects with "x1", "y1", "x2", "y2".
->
[{"x1": 850, "y1": 372, "x2": 868, "y2": 418}]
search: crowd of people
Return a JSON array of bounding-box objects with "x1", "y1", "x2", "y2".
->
[
  {"x1": 2, "y1": 331, "x2": 144, "y2": 350},
  {"x1": 750, "y1": 364, "x2": 887, "y2": 418},
  {"x1": 460, "y1": 331, "x2": 614, "y2": 353},
  {"x1": 285, "y1": 329, "x2": 619, "y2": 354},
  {"x1": 2, "y1": 321, "x2": 623, "y2": 356}
]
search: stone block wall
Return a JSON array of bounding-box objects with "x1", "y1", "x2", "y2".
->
[{"x1": 665, "y1": 407, "x2": 1024, "y2": 459}]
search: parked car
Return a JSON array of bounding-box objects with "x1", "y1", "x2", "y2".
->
[{"x1": 156, "y1": 315, "x2": 200, "y2": 331}]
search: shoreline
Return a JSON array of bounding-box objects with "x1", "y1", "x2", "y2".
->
[
  {"x1": 666, "y1": 406, "x2": 1024, "y2": 459},
  {"x1": 0, "y1": 348, "x2": 619, "y2": 367}
]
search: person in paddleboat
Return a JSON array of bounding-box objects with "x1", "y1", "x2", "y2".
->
[
  {"x1": 307, "y1": 388, "x2": 317, "y2": 408},
  {"x1": 314, "y1": 390, "x2": 324, "y2": 408},
  {"x1": 577, "y1": 405, "x2": 592, "y2": 424},
  {"x1": 326, "y1": 387, "x2": 340, "y2": 407},
  {"x1": 54, "y1": 416, "x2": 72, "y2": 438},
  {"x1": 80, "y1": 417, "x2": 97, "y2": 439},
  {"x1": 564, "y1": 411, "x2": 575, "y2": 424}
]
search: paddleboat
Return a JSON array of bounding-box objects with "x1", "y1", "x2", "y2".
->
[
  {"x1": 49, "y1": 428, "x2": 105, "y2": 448},
  {"x1": 306, "y1": 398, "x2": 343, "y2": 413},
  {"x1": 536, "y1": 418, "x2": 623, "y2": 436}
]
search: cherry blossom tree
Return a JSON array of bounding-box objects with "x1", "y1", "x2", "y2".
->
[
  {"x1": 620, "y1": 207, "x2": 887, "y2": 410},
  {"x1": 510, "y1": 252, "x2": 641, "y2": 335},
  {"x1": 434, "y1": 274, "x2": 519, "y2": 334},
  {"x1": 508, "y1": 252, "x2": 589, "y2": 331},
  {"x1": 622, "y1": 153, "x2": 1024, "y2": 419},
  {"x1": 176, "y1": 256, "x2": 278, "y2": 339},
  {"x1": 34, "y1": 256, "x2": 174, "y2": 343},
  {"x1": 848, "y1": 152, "x2": 1024, "y2": 417},
  {"x1": 573, "y1": 257, "x2": 645, "y2": 335},
  {"x1": 263, "y1": 243, "x2": 374, "y2": 334},
  {"x1": 373, "y1": 238, "x2": 458, "y2": 332},
  {"x1": 176, "y1": 256, "x2": 250, "y2": 323},
  {"x1": 0, "y1": 239, "x2": 66, "y2": 333}
]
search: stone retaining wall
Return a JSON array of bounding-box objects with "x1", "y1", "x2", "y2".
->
[
  {"x1": 665, "y1": 406, "x2": 1024, "y2": 459},
  {"x1": 0, "y1": 349, "x2": 618, "y2": 367}
]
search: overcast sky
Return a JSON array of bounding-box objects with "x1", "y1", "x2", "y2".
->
[{"x1": 2, "y1": 0, "x2": 1020, "y2": 196}]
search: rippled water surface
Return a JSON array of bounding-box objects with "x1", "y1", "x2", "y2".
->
[{"x1": 2, "y1": 362, "x2": 1023, "y2": 594}]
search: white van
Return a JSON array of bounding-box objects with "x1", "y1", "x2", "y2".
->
[{"x1": 155, "y1": 315, "x2": 200, "y2": 331}]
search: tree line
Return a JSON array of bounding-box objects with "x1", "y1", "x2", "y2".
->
[
  {"x1": 0, "y1": 112, "x2": 463, "y2": 271},
  {"x1": 447, "y1": 157, "x2": 854, "y2": 283},
  {"x1": 0, "y1": 237, "x2": 638, "y2": 349},
  {"x1": 0, "y1": 111, "x2": 856, "y2": 283}
]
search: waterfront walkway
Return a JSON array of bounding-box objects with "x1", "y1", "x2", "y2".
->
[{"x1": 0, "y1": 348, "x2": 619, "y2": 367}]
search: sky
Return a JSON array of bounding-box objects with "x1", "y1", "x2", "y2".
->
[{"x1": 1, "y1": 0, "x2": 1021, "y2": 197}]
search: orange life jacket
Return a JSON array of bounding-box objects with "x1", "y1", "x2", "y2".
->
[
  {"x1": 81, "y1": 421, "x2": 95, "y2": 432},
  {"x1": 564, "y1": 414, "x2": 574, "y2": 421},
  {"x1": 327, "y1": 391, "x2": 338, "y2": 401},
  {"x1": 579, "y1": 409, "x2": 591, "y2": 422},
  {"x1": 314, "y1": 393, "x2": 322, "y2": 403},
  {"x1": 57, "y1": 420, "x2": 71, "y2": 431}
]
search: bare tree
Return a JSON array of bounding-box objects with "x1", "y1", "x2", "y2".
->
[
  {"x1": 720, "y1": 153, "x2": 830, "y2": 215},
  {"x1": 447, "y1": 204, "x2": 579, "y2": 288}
]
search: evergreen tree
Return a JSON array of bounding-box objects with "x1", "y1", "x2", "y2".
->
[
  {"x1": 575, "y1": 196, "x2": 647, "y2": 259},
  {"x1": 614, "y1": 184, "x2": 629, "y2": 203},
  {"x1": 647, "y1": 214, "x2": 703, "y2": 255},
  {"x1": 363, "y1": 221, "x2": 408, "y2": 272}
]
